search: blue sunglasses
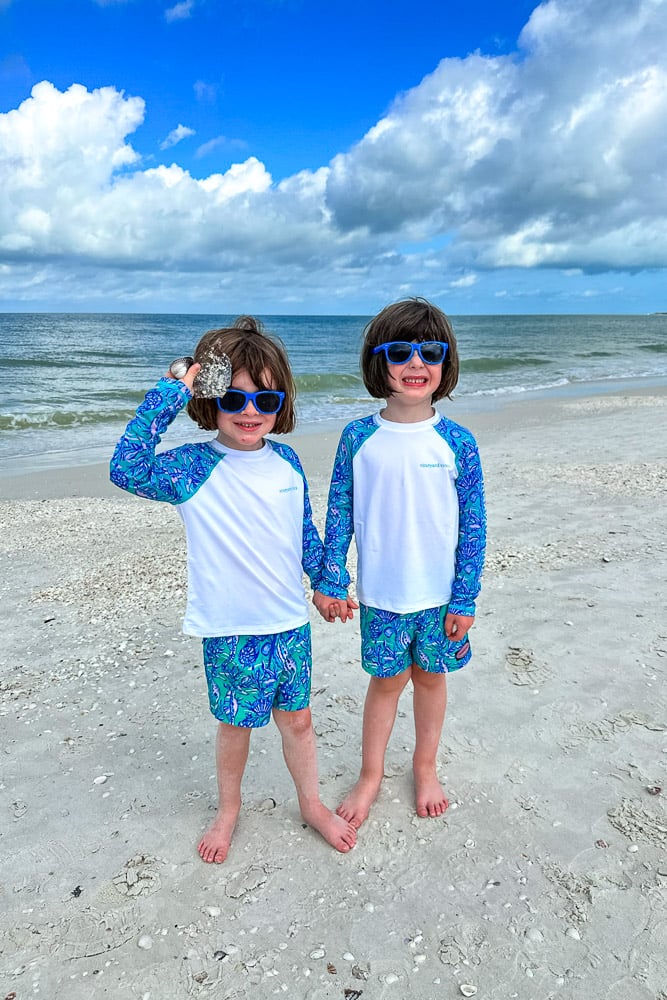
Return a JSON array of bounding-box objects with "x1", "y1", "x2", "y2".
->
[
  {"x1": 216, "y1": 388, "x2": 285, "y2": 414},
  {"x1": 372, "y1": 341, "x2": 449, "y2": 365}
]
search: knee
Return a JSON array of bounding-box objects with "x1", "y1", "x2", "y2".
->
[
  {"x1": 411, "y1": 664, "x2": 446, "y2": 690},
  {"x1": 273, "y1": 706, "x2": 312, "y2": 738}
]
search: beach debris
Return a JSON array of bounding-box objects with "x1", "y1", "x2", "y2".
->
[
  {"x1": 344, "y1": 991, "x2": 363, "y2": 999},
  {"x1": 93, "y1": 774, "x2": 108, "y2": 785},
  {"x1": 327, "y1": 963, "x2": 337, "y2": 974},
  {"x1": 12, "y1": 800, "x2": 27, "y2": 818},
  {"x1": 71, "y1": 885, "x2": 83, "y2": 898},
  {"x1": 646, "y1": 786, "x2": 662, "y2": 795},
  {"x1": 310, "y1": 947, "x2": 325, "y2": 960},
  {"x1": 383, "y1": 973, "x2": 399, "y2": 984},
  {"x1": 351, "y1": 963, "x2": 370, "y2": 980},
  {"x1": 137, "y1": 934, "x2": 154, "y2": 950},
  {"x1": 459, "y1": 986, "x2": 478, "y2": 997},
  {"x1": 595, "y1": 839, "x2": 609, "y2": 848},
  {"x1": 213, "y1": 950, "x2": 228, "y2": 962},
  {"x1": 205, "y1": 906, "x2": 221, "y2": 917},
  {"x1": 565, "y1": 927, "x2": 581, "y2": 940}
]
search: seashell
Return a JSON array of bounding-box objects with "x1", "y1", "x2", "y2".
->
[
  {"x1": 169, "y1": 356, "x2": 195, "y2": 379},
  {"x1": 193, "y1": 350, "x2": 232, "y2": 398},
  {"x1": 459, "y1": 986, "x2": 478, "y2": 997}
]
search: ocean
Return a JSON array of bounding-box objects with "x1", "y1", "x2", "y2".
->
[{"x1": 1, "y1": 312, "x2": 666, "y2": 476}]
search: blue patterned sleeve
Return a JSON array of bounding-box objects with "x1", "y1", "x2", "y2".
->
[
  {"x1": 110, "y1": 378, "x2": 197, "y2": 503},
  {"x1": 318, "y1": 428, "x2": 354, "y2": 599},
  {"x1": 449, "y1": 432, "x2": 487, "y2": 616},
  {"x1": 268, "y1": 442, "x2": 324, "y2": 590}
]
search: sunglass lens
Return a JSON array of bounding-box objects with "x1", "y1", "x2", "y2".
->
[
  {"x1": 256, "y1": 391, "x2": 282, "y2": 413},
  {"x1": 218, "y1": 389, "x2": 246, "y2": 411},
  {"x1": 420, "y1": 343, "x2": 446, "y2": 364},
  {"x1": 386, "y1": 343, "x2": 412, "y2": 364}
]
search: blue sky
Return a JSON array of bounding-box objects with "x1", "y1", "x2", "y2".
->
[{"x1": 1, "y1": 0, "x2": 666, "y2": 314}]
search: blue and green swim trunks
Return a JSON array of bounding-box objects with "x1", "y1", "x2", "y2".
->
[
  {"x1": 359, "y1": 604, "x2": 472, "y2": 678},
  {"x1": 202, "y1": 623, "x2": 312, "y2": 727}
]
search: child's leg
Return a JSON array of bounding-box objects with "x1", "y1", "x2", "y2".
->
[
  {"x1": 411, "y1": 664, "x2": 448, "y2": 817},
  {"x1": 198, "y1": 721, "x2": 251, "y2": 864},
  {"x1": 272, "y1": 706, "x2": 357, "y2": 853},
  {"x1": 337, "y1": 669, "x2": 412, "y2": 829}
]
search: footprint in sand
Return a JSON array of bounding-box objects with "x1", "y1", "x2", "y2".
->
[
  {"x1": 606, "y1": 798, "x2": 667, "y2": 849},
  {"x1": 505, "y1": 646, "x2": 552, "y2": 687}
]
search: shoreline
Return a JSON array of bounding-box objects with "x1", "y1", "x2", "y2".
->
[{"x1": 2, "y1": 375, "x2": 666, "y2": 500}]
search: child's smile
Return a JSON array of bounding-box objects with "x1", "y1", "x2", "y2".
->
[{"x1": 215, "y1": 368, "x2": 279, "y2": 451}]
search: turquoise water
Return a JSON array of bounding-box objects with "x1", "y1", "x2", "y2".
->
[{"x1": 1, "y1": 312, "x2": 666, "y2": 473}]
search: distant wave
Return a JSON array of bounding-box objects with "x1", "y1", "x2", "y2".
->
[
  {"x1": 461, "y1": 356, "x2": 551, "y2": 373},
  {"x1": 638, "y1": 342, "x2": 667, "y2": 354},
  {"x1": 468, "y1": 377, "x2": 570, "y2": 397},
  {"x1": 295, "y1": 372, "x2": 364, "y2": 392},
  {"x1": 0, "y1": 407, "x2": 136, "y2": 432}
]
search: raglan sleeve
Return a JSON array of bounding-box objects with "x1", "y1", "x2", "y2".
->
[
  {"x1": 317, "y1": 428, "x2": 354, "y2": 599},
  {"x1": 449, "y1": 432, "x2": 487, "y2": 616},
  {"x1": 109, "y1": 378, "x2": 193, "y2": 503}
]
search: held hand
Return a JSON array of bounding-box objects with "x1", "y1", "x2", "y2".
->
[
  {"x1": 444, "y1": 612, "x2": 474, "y2": 640},
  {"x1": 313, "y1": 590, "x2": 357, "y2": 623},
  {"x1": 165, "y1": 361, "x2": 201, "y2": 392}
]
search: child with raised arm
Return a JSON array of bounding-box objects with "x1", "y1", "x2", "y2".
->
[
  {"x1": 314, "y1": 298, "x2": 486, "y2": 828},
  {"x1": 110, "y1": 317, "x2": 356, "y2": 862}
]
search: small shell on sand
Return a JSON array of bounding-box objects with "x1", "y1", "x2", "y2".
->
[{"x1": 460, "y1": 986, "x2": 478, "y2": 997}]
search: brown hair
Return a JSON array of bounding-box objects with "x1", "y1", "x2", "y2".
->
[
  {"x1": 186, "y1": 316, "x2": 296, "y2": 434},
  {"x1": 361, "y1": 297, "x2": 460, "y2": 402}
]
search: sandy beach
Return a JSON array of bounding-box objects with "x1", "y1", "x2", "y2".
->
[{"x1": 1, "y1": 385, "x2": 666, "y2": 1000}]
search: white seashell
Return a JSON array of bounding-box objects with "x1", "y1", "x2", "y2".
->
[
  {"x1": 565, "y1": 927, "x2": 581, "y2": 940},
  {"x1": 460, "y1": 986, "x2": 477, "y2": 997},
  {"x1": 93, "y1": 775, "x2": 108, "y2": 784},
  {"x1": 205, "y1": 906, "x2": 221, "y2": 917},
  {"x1": 343, "y1": 952, "x2": 354, "y2": 961},
  {"x1": 627, "y1": 844, "x2": 639, "y2": 853},
  {"x1": 384, "y1": 973, "x2": 399, "y2": 984},
  {"x1": 309, "y1": 948, "x2": 325, "y2": 959},
  {"x1": 137, "y1": 934, "x2": 153, "y2": 949},
  {"x1": 169, "y1": 356, "x2": 195, "y2": 379}
]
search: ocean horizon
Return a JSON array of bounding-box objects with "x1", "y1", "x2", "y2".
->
[{"x1": 1, "y1": 311, "x2": 666, "y2": 476}]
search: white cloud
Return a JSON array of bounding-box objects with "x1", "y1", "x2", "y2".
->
[
  {"x1": 1, "y1": 0, "x2": 667, "y2": 310},
  {"x1": 160, "y1": 124, "x2": 196, "y2": 149},
  {"x1": 165, "y1": 0, "x2": 194, "y2": 23}
]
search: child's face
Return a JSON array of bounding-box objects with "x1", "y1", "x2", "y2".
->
[
  {"x1": 386, "y1": 343, "x2": 443, "y2": 408},
  {"x1": 215, "y1": 367, "x2": 278, "y2": 451}
]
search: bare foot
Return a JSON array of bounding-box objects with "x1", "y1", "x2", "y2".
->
[
  {"x1": 197, "y1": 804, "x2": 240, "y2": 863},
  {"x1": 301, "y1": 801, "x2": 357, "y2": 852},
  {"x1": 414, "y1": 764, "x2": 449, "y2": 818},
  {"x1": 336, "y1": 776, "x2": 382, "y2": 829}
]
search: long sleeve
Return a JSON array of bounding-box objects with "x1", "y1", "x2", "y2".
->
[
  {"x1": 318, "y1": 428, "x2": 355, "y2": 599},
  {"x1": 268, "y1": 441, "x2": 324, "y2": 591},
  {"x1": 448, "y1": 434, "x2": 486, "y2": 616},
  {"x1": 110, "y1": 378, "x2": 213, "y2": 504}
]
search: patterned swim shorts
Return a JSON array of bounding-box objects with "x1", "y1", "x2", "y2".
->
[
  {"x1": 359, "y1": 604, "x2": 472, "y2": 678},
  {"x1": 202, "y1": 623, "x2": 312, "y2": 727}
]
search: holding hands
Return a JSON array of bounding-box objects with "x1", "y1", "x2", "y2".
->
[{"x1": 313, "y1": 590, "x2": 359, "y2": 623}]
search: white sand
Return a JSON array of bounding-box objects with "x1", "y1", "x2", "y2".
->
[{"x1": 1, "y1": 387, "x2": 666, "y2": 999}]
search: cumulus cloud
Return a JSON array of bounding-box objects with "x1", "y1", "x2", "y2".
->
[
  {"x1": 326, "y1": 0, "x2": 667, "y2": 273},
  {"x1": 1, "y1": 0, "x2": 666, "y2": 309},
  {"x1": 160, "y1": 124, "x2": 196, "y2": 149}
]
